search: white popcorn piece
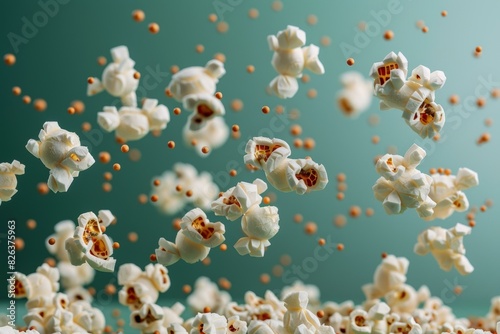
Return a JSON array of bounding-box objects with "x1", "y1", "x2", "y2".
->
[
  {"x1": 26, "y1": 121, "x2": 95, "y2": 193},
  {"x1": 65, "y1": 210, "x2": 116, "y2": 273},
  {"x1": 57, "y1": 261, "x2": 95, "y2": 291},
  {"x1": 362, "y1": 255, "x2": 408, "y2": 301},
  {"x1": 227, "y1": 316, "x2": 248, "y2": 334},
  {"x1": 152, "y1": 163, "x2": 219, "y2": 215},
  {"x1": 244, "y1": 137, "x2": 328, "y2": 195},
  {"x1": 183, "y1": 93, "x2": 226, "y2": 130},
  {"x1": 167, "y1": 59, "x2": 225, "y2": 102},
  {"x1": 162, "y1": 302, "x2": 185, "y2": 328},
  {"x1": 187, "y1": 277, "x2": 231, "y2": 314},
  {"x1": 69, "y1": 299, "x2": 105, "y2": 333},
  {"x1": 283, "y1": 292, "x2": 321, "y2": 334},
  {"x1": 281, "y1": 281, "x2": 321, "y2": 309},
  {"x1": 247, "y1": 320, "x2": 285, "y2": 334},
  {"x1": 130, "y1": 303, "x2": 166, "y2": 334},
  {"x1": 414, "y1": 223, "x2": 474, "y2": 275},
  {"x1": 336, "y1": 72, "x2": 373, "y2": 118},
  {"x1": 268, "y1": 25, "x2": 325, "y2": 99},
  {"x1": 0, "y1": 160, "x2": 24, "y2": 205},
  {"x1": 384, "y1": 284, "x2": 421, "y2": 314},
  {"x1": 425, "y1": 168, "x2": 479, "y2": 221},
  {"x1": 235, "y1": 205, "x2": 279, "y2": 257},
  {"x1": 0, "y1": 327, "x2": 41, "y2": 334},
  {"x1": 389, "y1": 318, "x2": 422, "y2": 334},
  {"x1": 372, "y1": 144, "x2": 435, "y2": 218},
  {"x1": 348, "y1": 309, "x2": 370, "y2": 334},
  {"x1": 168, "y1": 323, "x2": 190, "y2": 334},
  {"x1": 191, "y1": 313, "x2": 228, "y2": 334},
  {"x1": 211, "y1": 179, "x2": 268, "y2": 221},
  {"x1": 13, "y1": 263, "x2": 60, "y2": 301},
  {"x1": 181, "y1": 208, "x2": 226, "y2": 248},
  {"x1": 183, "y1": 115, "x2": 230, "y2": 157},
  {"x1": 370, "y1": 51, "x2": 446, "y2": 139},
  {"x1": 87, "y1": 45, "x2": 139, "y2": 106},
  {"x1": 97, "y1": 98, "x2": 170, "y2": 141}
]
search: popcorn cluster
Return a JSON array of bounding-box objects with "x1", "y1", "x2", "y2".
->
[
  {"x1": 370, "y1": 52, "x2": 447, "y2": 139},
  {"x1": 244, "y1": 137, "x2": 328, "y2": 195},
  {"x1": 0, "y1": 160, "x2": 25, "y2": 206},
  {"x1": 26, "y1": 121, "x2": 95, "y2": 193},
  {"x1": 212, "y1": 178, "x2": 280, "y2": 257},
  {"x1": 166, "y1": 60, "x2": 229, "y2": 156},
  {"x1": 336, "y1": 72, "x2": 373, "y2": 118},
  {"x1": 268, "y1": 25, "x2": 325, "y2": 98},
  {"x1": 151, "y1": 163, "x2": 219, "y2": 215}
]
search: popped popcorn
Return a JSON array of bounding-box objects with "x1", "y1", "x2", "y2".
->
[
  {"x1": 0, "y1": 160, "x2": 25, "y2": 206},
  {"x1": 281, "y1": 281, "x2": 321, "y2": 310},
  {"x1": 372, "y1": 144, "x2": 435, "y2": 218},
  {"x1": 268, "y1": 25, "x2": 325, "y2": 98},
  {"x1": 191, "y1": 312, "x2": 228, "y2": 334},
  {"x1": 336, "y1": 72, "x2": 373, "y2": 118},
  {"x1": 362, "y1": 254, "x2": 409, "y2": 301},
  {"x1": 183, "y1": 115, "x2": 230, "y2": 156},
  {"x1": 425, "y1": 168, "x2": 479, "y2": 221},
  {"x1": 152, "y1": 163, "x2": 219, "y2": 215},
  {"x1": 244, "y1": 137, "x2": 328, "y2": 195},
  {"x1": 97, "y1": 98, "x2": 170, "y2": 141},
  {"x1": 0, "y1": 327, "x2": 41, "y2": 334},
  {"x1": 155, "y1": 208, "x2": 225, "y2": 266},
  {"x1": 187, "y1": 277, "x2": 231, "y2": 315},
  {"x1": 26, "y1": 121, "x2": 95, "y2": 193},
  {"x1": 65, "y1": 210, "x2": 117, "y2": 273},
  {"x1": 227, "y1": 316, "x2": 248, "y2": 334},
  {"x1": 283, "y1": 291, "x2": 321, "y2": 333},
  {"x1": 183, "y1": 93, "x2": 226, "y2": 131},
  {"x1": 130, "y1": 302, "x2": 167, "y2": 334},
  {"x1": 369, "y1": 52, "x2": 446, "y2": 138},
  {"x1": 87, "y1": 45, "x2": 139, "y2": 106},
  {"x1": 414, "y1": 223, "x2": 474, "y2": 275}
]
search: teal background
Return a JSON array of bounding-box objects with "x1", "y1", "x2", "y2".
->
[{"x1": 1, "y1": 0, "x2": 500, "y2": 323}]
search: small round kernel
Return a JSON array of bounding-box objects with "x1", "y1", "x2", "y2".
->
[
  {"x1": 293, "y1": 214, "x2": 303, "y2": 223},
  {"x1": 449, "y1": 94, "x2": 459, "y2": 105},
  {"x1": 480, "y1": 205, "x2": 487, "y2": 212},
  {"x1": 301, "y1": 74, "x2": 310, "y2": 83},
  {"x1": 231, "y1": 125, "x2": 240, "y2": 133},
  {"x1": 112, "y1": 309, "x2": 121, "y2": 318},
  {"x1": 165, "y1": 88, "x2": 173, "y2": 97},
  {"x1": 172, "y1": 218, "x2": 182, "y2": 230},
  {"x1": 4, "y1": 53, "x2": 16, "y2": 66},
  {"x1": 202, "y1": 257, "x2": 211, "y2": 266},
  {"x1": 219, "y1": 277, "x2": 232, "y2": 290},
  {"x1": 272, "y1": 265, "x2": 284, "y2": 277},
  {"x1": 100, "y1": 226, "x2": 106, "y2": 233},
  {"x1": 103, "y1": 172, "x2": 112, "y2": 181},
  {"x1": 102, "y1": 182, "x2": 112, "y2": 192},
  {"x1": 337, "y1": 183, "x2": 347, "y2": 192},
  {"x1": 477, "y1": 132, "x2": 490, "y2": 145},
  {"x1": 138, "y1": 194, "x2": 148, "y2": 204},
  {"x1": 349, "y1": 206, "x2": 362, "y2": 218},
  {"x1": 230, "y1": 99, "x2": 243, "y2": 112},
  {"x1": 422, "y1": 26, "x2": 429, "y2": 33},
  {"x1": 262, "y1": 105, "x2": 270, "y2": 114},
  {"x1": 485, "y1": 118, "x2": 493, "y2": 127},
  {"x1": 280, "y1": 254, "x2": 292, "y2": 266},
  {"x1": 213, "y1": 52, "x2": 226, "y2": 63},
  {"x1": 113, "y1": 163, "x2": 121, "y2": 171},
  {"x1": 248, "y1": 8, "x2": 259, "y2": 19},
  {"x1": 170, "y1": 65, "x2": 180, "y2": 74},
  {"x1": 12, "y1": 86, "x2": 21, "y2": 96},
  {"x1": 260, "y1": 273, "x2": 271, "y2": 284},
  {"x1": 71, "y1": 100, "x2": 85, "y2": 114},
  {"x1": 67, "y1": 107, "x2": 76, "y2": 115},
  {"x1": 33, "y1": 99, "x2": 47, "y2": 112},
  {"x1": 150, "y1": 254, "x2": 157, "y2": 262},
  {"x1": 15, "y1": 238, "x2": 25, "y2": 251},
  {"x1": 441, "y1": 10, "x2": 447, "y2": 17},
  {"x1": 383, "y1": 30, "x2": 394, "y2": 40},
  {"x1": 208, "y1": 13, "x2": 217, "y2": 22},
  {"x1": 320, "y1": 36, "x2": 331, "y2": 46},
  {"x1": 346, "y1": 58, "x2": 355, "y2": 66},
  {"x1": 263, "y1": 196, "x2": 271, "y2": 205},
  {"x1": 371, "y1": 135, "x2": 380, "y2": 144},
  {"x1": 186, "y1": 190, "x2": 193, "y2": 197},
  {"x1": 150, "y1": 195, "x2": 158, "y2": 202},
  {"x1": 429, "y1": 168, "x2": 437, "y2": 174},
  {"x1": 454, "y1": 285, "x2": 463, "y2": 295},
  {"x1": 304, "y1": 138, "x2": 315, "y2": 150},
  {"x1": 304, "y1": 222, "x2": 317, "y2": 235},
  {"x1": 132, "y1": 9, "x2": 145, "y2": 22},
  {"x1": 26, "y1": 219, "x2": 37, "y2": 230},
  {"x1": 272, "y1": 0, "x2": 283, "y2": 11},
  {"x1": 317, "y1": 310, "x2": 325, "y2": 318},
  {"x1": 203, "y1": 307, "x2": 211, "y2": 313},
  {"x1": 293, "y1": 138, "x2": 303, "y2": 148},
  {"x1": 437, "y1": 167, "x2": 444, "y2": 174},
  {"x1": 87, "y1": 77, "x2": 94, "y2": 84},
  {"x1": 120, "y1": 145, "x2": 129, "y2": 153},
  {"x1": 246, "y1": 65, "x2": 256, "y2": 74},
  {"x1": 173, "y1": 107, "x2": 181, "y2": 115},
  {"x1": 307, "y1": 14, "x2": 318, "y2": 25},
  {"x1": 148, "y1": 22, "x2": 160, "y2": 34},
  {"x1": 175, "y1": 185, "x2": 182, "y2": 192},
  {"x1": 153, "y1": 179, "x2": 161, "y2": 187},
  {"x1": 491, "y1": 88, "x2": 500, "y2": 98},
  {"x1": 182, "y1": 284, "x2": 192, "y2": 294},
  {"x1": 81, "y1": 122, "x2": 92, "y2": 132},
  {"x1": 219, "y1": 244, "x2": 227, "y2": 251},
  {"x1": 475, "y1": 46, "x2": 482, "y2": 53},
  {"x1": 381, "y1": 252, "x2": 388, "y2": 258},
  {"x1": 469, "y1": 221, "x2": 476, "y2": 228},
  {"x1": 37, "y1": 182, "x2": 49, "y2": 195},
  {"x1": 195, "y1": 44, "x2": 205, "y2": 53},
  {"x1": 216, "y1": 21, "x2": 229, "y2": 33},
  {"x1": 337, "y1": 173, "x2": 346, "y2": 182},
  {"x1": 133, "y1": 72, "x2": 140, "y2": 80},
  {"x1": 307, "y1": 88, "x2": 317, "y2": 99},
  {"x1": 97, "y1": 56, "x2": 107, "y2": 66},
  {"x1": 22, "y1": 95, "x2": 31, "y2": 104},
  {"x1": 476, "y1": 97, "x2": 486, "y2": 107},
  {"x1": 215, "y1": 91, "x2": 223, "y2": 99},
  {"x1": 48, "y1": 237, "x2": 56, "y2": 246},
  {"x1": 201, "y1": 146, "x2": 210, "y2": 154},
  {"x1": 113, "y1": 242, "x2": 120, "y2": 249},
  {"x1": 290, "y1": 125, "x2": 302, "y2": 136},
  {"x1": 318, "y1": 238, "x2": 326, "y2": 246},
  {"x1": 336, "y1": 192, "x2": 345, "y2": 201},
  {"x1": 337, "y1": 243, "x2": 345, "y2": 251},
  {"x1": 365, "y1": 208, "x2": 374, "y2": 217},
  {"x1": 45, "y1": 257, "x2": 56, "y2": 267},
  {"x1": 167, "y1": 141, "x2": 175, "y2": 149},
  {"x1": 128, "y1": 232, "x2": 138, "y2": 243}
]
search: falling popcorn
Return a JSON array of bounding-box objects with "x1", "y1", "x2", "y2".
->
[
  {"x1": 336, "y1": 72, "x2": 373, "y2": 118},
  {"x1": 244, "y1": 137, "x2": 328, "y2": 194},
  {"x1": 182, "y1": 93, "x2": 225, "y2": 131},
  {"x1": 370, "y1": 52, "x2": 446, "y2": 138},
  {"x1": 362, "y1": 254, "x2": 409, "y2": 301},
  {"x1": 65, "y1": 210, "x2": 117, "y2": 273},
  {"x1": 155, "y1": 208, "x2": 225, "y2": 266},
  {"x1": 424, "y1": 168, "x2": 479, "y2": 221},
  {"x1": 97, "y1": 98, "x2": 170, "y2": 142},
  {"x1": 152, "y1": 163, "x2": 219, "y2": 215},
  {"x1": 130, "y1": 303, "x2": 167, "y2": 334},
  {"x1": 268, "y1": 25, "x2": 325, "y2": 98},
  {"x1": 372, "y1": 144, "x2": 436, "y2": 218},
  {"x1": 187, "y1": 277, "x2": 231, "y2": 314},
  {"x1": 183, "y1": 116, "x2": 229, "y2": 157},
  {"x1": 414, "y1": 223, "x2": 474, "y2": 275},
  {"x1": 87, "y1": 45, "x2": 140, "y2": 106},
  {"x1": 26, "y1": 121, "x2": 95, "y2": 193},
  {"x1": 0, "y1": 160, "x2": 24, "y2": 206}
]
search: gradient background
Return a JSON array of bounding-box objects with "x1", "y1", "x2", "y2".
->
[{"x1": 1, "y1": 0, "x2": 500, "y2": 325}]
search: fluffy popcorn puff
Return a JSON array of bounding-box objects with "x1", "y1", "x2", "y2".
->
[
  {"x1": 281, "y1": 281, "x2": 321, "y2": 310},
  {"x1": 244, "y1": 137, "x2": 328, "y2": 195},
  {"x1": 191, "y1": 312, "x2": 228, "y2": 334},
  {"x1": 0, "y1": 160, "x2": 24, "y2": 205},
  {"x1": 183, "y1": 115, "x2": 229, "y2": 157},
  {"x1": 152, "y1": 163, "x2": 219, "y2": 215},
  {"x1": 26, "y1": 122, "x2": 95, "y2": 193},
  {"x1": 0, "y1": 327, "x2": 40, "y2": 334},
  {"x1": 369, "y1": 51, "x2": 446, "y2": 139},
  {"x1": 283, "y1": 291, "x2": 322, "y2": 333},
  {"x1": 130, "y1": 303, "x2": 167, "y2": 334},
  {"x1": 187, "y1": 277, "x2": 231, "y2": 314},
  {"x1": 268, "y1": 25, "x2": 325, "y2": 98},
  {"x1": 155, "y1": 208, "x2": 225, "y2": 266},
  {"x1": 225, "y1": 290, "x2": 286, "y2": 323},
  {"x1": 87, "y1": 45, "x2": 139, "y2": 106},
  {"x1": 65, "y1": 210, "x2": 117, "y2": 273},
  {"x1": 425, "y1": 168, "x2": 479, "y2": 221},
  {"x1": 97, "y1": 98, "x2": 170, "y2": 141},
  {"x1": 336, "y1": 72, "x2": 373, "y2": 118},
  {"x1": 414, "y1": 223, "x2": 474, "y2": 275},
  {"x1": 118, "y1": 263, "x2": 171, "y2": 310},
  {"x1": 362, "y1": 255, "x2": 409, "y2": 301},
  {"x1": 372, "y1": 144, "x2": 436, "y2": 218},
  {"x1": 183, "y1": 93, "x2": 226, "y2": 131}
]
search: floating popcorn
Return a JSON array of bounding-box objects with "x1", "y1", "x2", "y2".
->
[
  {"x1": 118, "y1": 263, "x2": 171, "y2": 311},
  {"x1": 281, "y1": 281, "x2": 321, "y2": 309},
  {"x1": 369, "y1": 52, "x2": 446, "y2": 138},
  {"x1": 362, "y1": 255, "x2": 409, "y2": 301},
  {"x1": 65, "y1": 210, "x2": 117, "y2": 273},
  {"x1": 0, "y1": 160, "x2": 24, "y2": 206},
  {"x1": 244, "y1": 137, "x2": 328, "y2": 195},
  {"x1": 187, "y1": 277, "x2": 231, "y2": 315},
  {"x1": 97, "y1": 98, "x2": 170, "y2": 141},
  {"x1": 166, "y1": 59, "x2": 225, "y2": 102},
  {"x1": 425, "y1": 168, "x2": 479, "y2": 221},
  {"x1": 167, "y1": 323, "x2": 189, "y2": 334},
  {"x1": 191, "y1": 312, "x2": 228, "y2": 334},
  {"x1": 130, "y1": 303, "x2": 166, "y2": 334},
  {"x1": 384, "y1": 284, "x2": 429, "y2": 314},
  {"x1": 283, "y1": 291, "x2": 321, "y2": 333},
  {"x1": 372, "y1": 144, "x2": 435, "y2": 218},
  {"x1": 336, "y1": 72, "x2": 373, "y2": 118},
  {"x1": 26, "y1": 122, "x2": 95, "y2": 193},
  {"x1": 183, "y1": 115, "x2": 229, "y2": 157},
  {"x1": 87, "y1": 45, "x2": 139, "y2": 106},
  {"x1": 68, "y1": 299, "x2": 105, "y2": 333},
  {"x1": 414, "y1": 223, "x2": 474, "y2": 275},
  {"x1": 183, "y1": 93, "x2": 226, "y2": 131},
  {"x1": 155, "y1": 208, "x2": 225, "y2": 266},
  {"x1": 268, "y1": 25, "x2": 325, "y2": 98},
  {"x1": 162, "y1": 302, "x2": 185, "y2": 328},
  {"x1": 152, "y1": 163, "x2": 219, "y2": 216}
]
